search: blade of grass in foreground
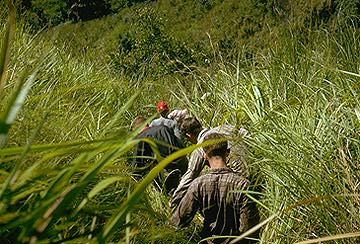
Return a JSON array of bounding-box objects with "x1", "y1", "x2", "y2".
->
[
  {"x1": 98, "y1": 88, "x2": 142, "y2": 138},
  {"x1": 18, "y1": 144, "x2": 129, "y2": 242},
  {"x1": 0, "y1": 137, "x2": 118, "y2": 157},
  {"x1": 0, "y1": 72, "x2": 36, "y2": 200},
  {"x1": 75, "y1": 176, "x2": 128, "y2": 213},
  {"x1": 0, "y1": 71, "x2": 36, "y2": 125},
  {"x1": 0, "y1": 1, "x2": 15, "y2": 93},
  {"x1": 294, "y1": 231, "x2": 360, "y2": 244},
  {"x1": 0, "y1": 64, "x2": 37, "y2": 147}
]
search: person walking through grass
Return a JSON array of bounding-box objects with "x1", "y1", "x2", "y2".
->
[
  {"x1": 168, "y1": 133, "x2": 259, "y2": 244},
  {"x1": 170, "y1": 117, "x2": 249, "y2": 207},
  {"x1": 131, "y1": 115, "x2": 188, "y2": 195}
]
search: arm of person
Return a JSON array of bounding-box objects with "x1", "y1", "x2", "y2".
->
[
  {"x1": 239, "y1": 195, "x2": 260, "y2": 236},
  {"x1": 168, "y1": 182, "x2": 199, "y2": 227},
  {"x1": 237, "y1": 179, "x2": 260, "y2": 235},
  {"x1": 169, "y1": 148, "x2": 206, "y2": 207}
]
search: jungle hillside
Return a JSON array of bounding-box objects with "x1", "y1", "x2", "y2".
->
[{"x1": 1, "y1": 0, "x2": 360, "y2": 243}]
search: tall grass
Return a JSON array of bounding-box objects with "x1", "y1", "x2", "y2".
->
[
  {"x1": 172, "y1": 14, "x2": 360, "y2": 243},
  {"x1": 0, "y1": 6, "x2": 197, "y2": 244},
  {"x1": 2, "y1": 1, "x2": 360, "y2": 244}
]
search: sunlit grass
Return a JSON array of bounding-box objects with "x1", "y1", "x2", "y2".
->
[
  {"x1": 1, "y1": 2, "x2": 360, "y2": 244},
  {"x1": 171, "y1": 14, "x2": 360, "y2": 243}
]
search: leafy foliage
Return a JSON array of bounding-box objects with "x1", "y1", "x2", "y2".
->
[
  {"x1": 111, "y1": 7, "x2": 196, "y2": 79},
  {"x1": 17, "y1": 0, "x2": 157, "y2": 30},
  {"x1": 1, "y1": 0, "x2": 360, "y2": 243}
]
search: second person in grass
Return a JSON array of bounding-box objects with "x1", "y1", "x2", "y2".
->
[{"x1": 131, "y1": 115, "x2": 188, "y2": 195}]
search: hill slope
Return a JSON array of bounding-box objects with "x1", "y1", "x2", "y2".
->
[{"x1": 38, "y1": 0, "x2": 360, "y2": 79}]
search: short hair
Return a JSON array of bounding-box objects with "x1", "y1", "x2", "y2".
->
[
  {"x1": 178, "y1": 117, "x2": 202, "y2": 136},
  {"x1": 131, "y1": 115, "x2": 147, "y2": 130},
  {"x1": 203, "y1": 133, "x2": 228, "y2": 158}
]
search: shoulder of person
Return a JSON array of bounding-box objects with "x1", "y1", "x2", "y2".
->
[
  {"x1": 187, "y1": 175, "x2": 206, "y2": 190},
  {"x1": 214, "y1": 124, "x2": 235, "y2": 133},
  {"x1": 233, "y1": 174, "x2": 250, "y2": 187},
  {"x1": 164, "y1": 117, "x2": 177, "y2": 125},
  {"x1": 140, "y1": 124, "x2": 165, "y2": 135},
  {"x1": 168, "y1": 109, "x2": 189, "y2": 120},
  {"x1": 149, "y1": 117, "x2": 161, "y2": 126}
]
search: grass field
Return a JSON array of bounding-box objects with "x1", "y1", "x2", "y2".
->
[{"x1": 1, "y1": 1, "x2": 360, "y2": 243}]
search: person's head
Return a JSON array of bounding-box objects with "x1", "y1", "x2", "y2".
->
[
  {"x1": 202, "y1": 133, "x2": 228, "y2": 159},
  {"x1": 156, "y1": 101, "x2": 170, "y2": 117},
  {"x1": 131, "y1": 115, "x2": 148, "y2": 131},
  {"x1": 178, "y1": 117, "x2": 203, "y2": 144}
]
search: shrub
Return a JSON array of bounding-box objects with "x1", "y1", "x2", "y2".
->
[{"x1": 111, "y1": 7, "x2": 196, "y2": 78}]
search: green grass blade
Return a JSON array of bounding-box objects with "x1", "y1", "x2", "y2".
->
[
  {"x1": 76, "y1": 176, "x2": 127, "y2": 213},
  {"x1": 0, "y1": 71, "x2": 36, "y2": 147},
  {"x1": 4, "y1": 72, "x2": 36, "y2": 125},
  {"x1": 294, "y1": 231, "x2": 360, "y2": 244},
  {"x1": 0, "y1": 138, "x2": 114, "y2": 157},
  {"x1": 98, "y1": 89, "x2": 141, "y2": 138},
  {"x1": 0, "y1": 2, "x2": 15, "y2": 93}
]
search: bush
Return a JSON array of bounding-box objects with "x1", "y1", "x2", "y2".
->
[{"x1": 111, "y1": 7, "x2": 197, "y2": 78}]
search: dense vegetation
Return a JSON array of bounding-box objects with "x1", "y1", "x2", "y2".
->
[{"x1": 1, "y1": 0, "x2": 360, "y2": 243}]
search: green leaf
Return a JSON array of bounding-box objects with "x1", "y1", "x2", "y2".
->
[
  {"x1": 5, "y1": 73, "x2": 35, "y2": 124},
  {"x1": 0, "y1": 71, "x2": 36, "y2": 147},
  {"x1": 76, "y1": 176, "x2": 127, "y2": 213},
  {"x1": 0, "y1": 2, "x2": 15, "y2": 92},
  {"x1": 88, "y1": 176, "x2": 126, "y2": 199}
]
